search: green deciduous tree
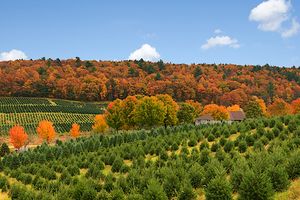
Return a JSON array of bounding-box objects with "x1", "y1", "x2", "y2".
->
[
  {"x1": 177, "y1": 103, "x2": 196, "y2": 124},
  {"x1": 156, "y1": 94, "x2": 179, "y2": 127},
  {"x1": 244, "y1": 100, "x2": 263, "y2": 118},
  {"x1": 105, "y1": 99, "x2": 124, "y2": 131},
  {"x1": 134, "y1": 96, "x2": 167, "y2": 128}
]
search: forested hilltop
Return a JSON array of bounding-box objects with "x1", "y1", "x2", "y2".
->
[{"x1": 0, "y1": 58, "x2": 299, "y2": 105}]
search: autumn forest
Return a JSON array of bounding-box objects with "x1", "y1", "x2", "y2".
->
[{"x1": 1, "y1": 58, "x2": 300, "y2": 105}]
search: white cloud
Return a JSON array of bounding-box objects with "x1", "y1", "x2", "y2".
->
[
  {"x1": 249, "y1": 0, "x2": 299, "y2": 37},
  {"x1": 249, "y1": 0, "x2": 290, "y2": 31},
  {"x1": 201, "y1": 36, "x2": 240, "y2": 50},
  {"x1": 0, "y1": 49, "x2": 27, "y2": 61},
  {"x1": 128, "y1": 44, "x2": 160, "y2": 61},
  {"x1": 214, "y1": 29, "x2": 222, "y2": 34},
  {"x1": 281, "y1": 18, "x2": 300, "y2": 38}
]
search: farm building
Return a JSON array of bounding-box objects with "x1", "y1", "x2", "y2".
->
[{"x1": 195, "y1": 110, "x2": 246, "y2": 125}]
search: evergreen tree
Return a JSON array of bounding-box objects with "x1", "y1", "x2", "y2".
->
[
  {"x1": 143, "y1": 179, "x2": 168, "y2": 200},
  {"x1": 205, "y1": 176, "x2": 232, "y2": 200},
  {"x1": 238, "y1": 170, "x2": 274, "y2": 200}
]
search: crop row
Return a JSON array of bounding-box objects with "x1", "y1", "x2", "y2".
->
[{"x1": 0, "y1": 97, "x2": 108, "y2": 114}]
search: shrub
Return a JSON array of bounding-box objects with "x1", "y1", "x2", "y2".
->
[
  {"x1": 171, "y1": 143, "x2": 179, "y2": 151},
  {"x1": 267, "y1": 165, "x2": 290, "y2": 192},
  {"x1": 111, "y1": 189, "x2": 125, "y2": 200},
  {"x1": 189, "y1": 163, "x2": 205, "y2": 188},
  {"x1": 260, "y1": 136, "x2": 269, "y2": 145},
  {"x1": 238, "y1": 171, "x2": 274, "y2": 200},
  {"x1": 245, "y1": 135, "x2": 255, "y2": 146},
  {"x1": 86, "y1": 164, "x2": 102, "y2": 179},
  {"x1": 265, "y1": 131, "x2": 274, "y2": 140},
  {"x1": 272, "y1": 128, "x2": 280, "y2": 137},
  {"x1": 230, "y1": 159, "x2": 249, "y2": 192},
  {"x1": 163, "y1": 172, "x2": 181, "y2": 198},
  {"x1": 143, "y1": 179, "x2": 168, "y2": 200},
  {"x1": 188, "y1": 139, "x2": 197, "y2": 147},
  {"x1": 238, "y1": 141, "x2": 247, "y2": 153},
  {"x1": 211, "y1": 143, "x2": 220, "y2": 152},
  {"x1": 205, "y1": 176, "x2": 232, "y2": 200},
  {"x1": 256, "y1": 127, "x2": 266, "y2": 137},
  {"x1": 275, "y1": 121, "x2": 284, "y2": 131},
  {"x1": 200, "y1": 141, "x2": 209, "y2": 150},
  {"x1": 199, "y1": 149, "x2": 210, "y2": 166},
  {"x1": 97, "y1": 190, "x2": 110, "y2": 200},
  {"x1": 253, "y1": 140, "x2": 264, "y2": 151},
  {"x1": 178, "y1": 183, "x2": 196, "y2": 200},
  {"x1": 103, "y1": 175, "x2": 114, "y2": 192},
  {"x1": 219, "y1": 137, "x2": 227, "y2": 146},
  {"x1": 0, "y1": 143, "x2": 10, "y2": 157},
  {"x1": 288, "y1": 120, "x2": 297, "y2": 133},
  {"x1": 286, "y1": 151, "x2": 300, "y2": 179},
  {"x1": 224, "y1": 141, "x2": 234, "y2": 153},
  {"x1": 0, "y1": 175, "x2": 10, "y2": 192},
  {"x1": 207, "y1": 134, "x2": 215, "y2": 142},
  {"x1": 203, "y1": 160, "x2": 226, "y2": 186}
]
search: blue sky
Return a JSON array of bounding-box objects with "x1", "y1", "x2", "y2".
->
[{"x1": 0, "y1": 0, "x2": 300, "y2": 67}]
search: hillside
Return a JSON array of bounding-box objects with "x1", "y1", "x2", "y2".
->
[
  {"x1": 0, "y1": 97, "x2": 107, "y2": 134},
  {"x1": 0, "y1": 115, "x2": 300, "y2": 199},
  {"x1": 0, "y1": 59, "x2": 300, "y2": 106}
]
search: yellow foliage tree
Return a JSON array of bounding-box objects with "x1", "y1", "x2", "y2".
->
[
  {"x1": 93, "y1": 115, "x2": 108, "y2": 133},
  {"x1": 252, "y1": 96, "x2": 267, "y2": 115}
]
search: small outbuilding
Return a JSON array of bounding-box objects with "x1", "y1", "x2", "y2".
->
[
  {"x1": 195, "y1": 114, "x2": 221, "y2": 125},
  {"x1": 228, "y1": 110, "x2": 246, "y2": 122},
  {"x1": 195, "y1": 110, "x2": 246, "y2": 125}
]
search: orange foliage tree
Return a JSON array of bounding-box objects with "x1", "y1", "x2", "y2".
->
[
  {"x1": 268, "y1": 98, "x2": 291, "y2": 116},
  {"x1": 227, "y1": 105, "x2": 241, "y2": 111},
  {"x1": 291, "y1": 98, "x2": 300, "y2": 114},
  {"x1": 9, "y1": 125, "x2": 28, "y2": 150},
  {"x1": 36, "y1": 120, "x2": 56, "y2": 143},
  {"x1": 92, "y1": 115, "x2": 108, "y2": 133},
  {"x1": 70, "y1": 123, "x2": 80, "y2": 138},
  {"x1": 202, "y1": 104, "x2": 229, "y2": 120}
]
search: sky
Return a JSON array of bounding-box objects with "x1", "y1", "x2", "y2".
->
[{"x1": 0, "y1": 0, "x2": 300, "y2": 67}]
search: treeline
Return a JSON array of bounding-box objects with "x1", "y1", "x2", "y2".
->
[
  {"x1": 103, "y1": 94, "x2": 300, "y2": 131},
  {"x1": 0, "y1": 58, "x2": 300, "y2": 105}
]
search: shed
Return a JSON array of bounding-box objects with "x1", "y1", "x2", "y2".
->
[{"x1": 228, "y1": 110, "x2": 246, "y2": 121}]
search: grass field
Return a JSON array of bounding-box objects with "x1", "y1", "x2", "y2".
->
[{"x1": 0, "y1": 97, "x2": 108, "y2": 134}]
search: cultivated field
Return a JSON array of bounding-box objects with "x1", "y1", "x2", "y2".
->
[
  {"x1": 0, "y1": 97, "x2": 108, "y2": 135},
  {"x1": 0, "y1": 115, "x2": 300, "y2": 199}
]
